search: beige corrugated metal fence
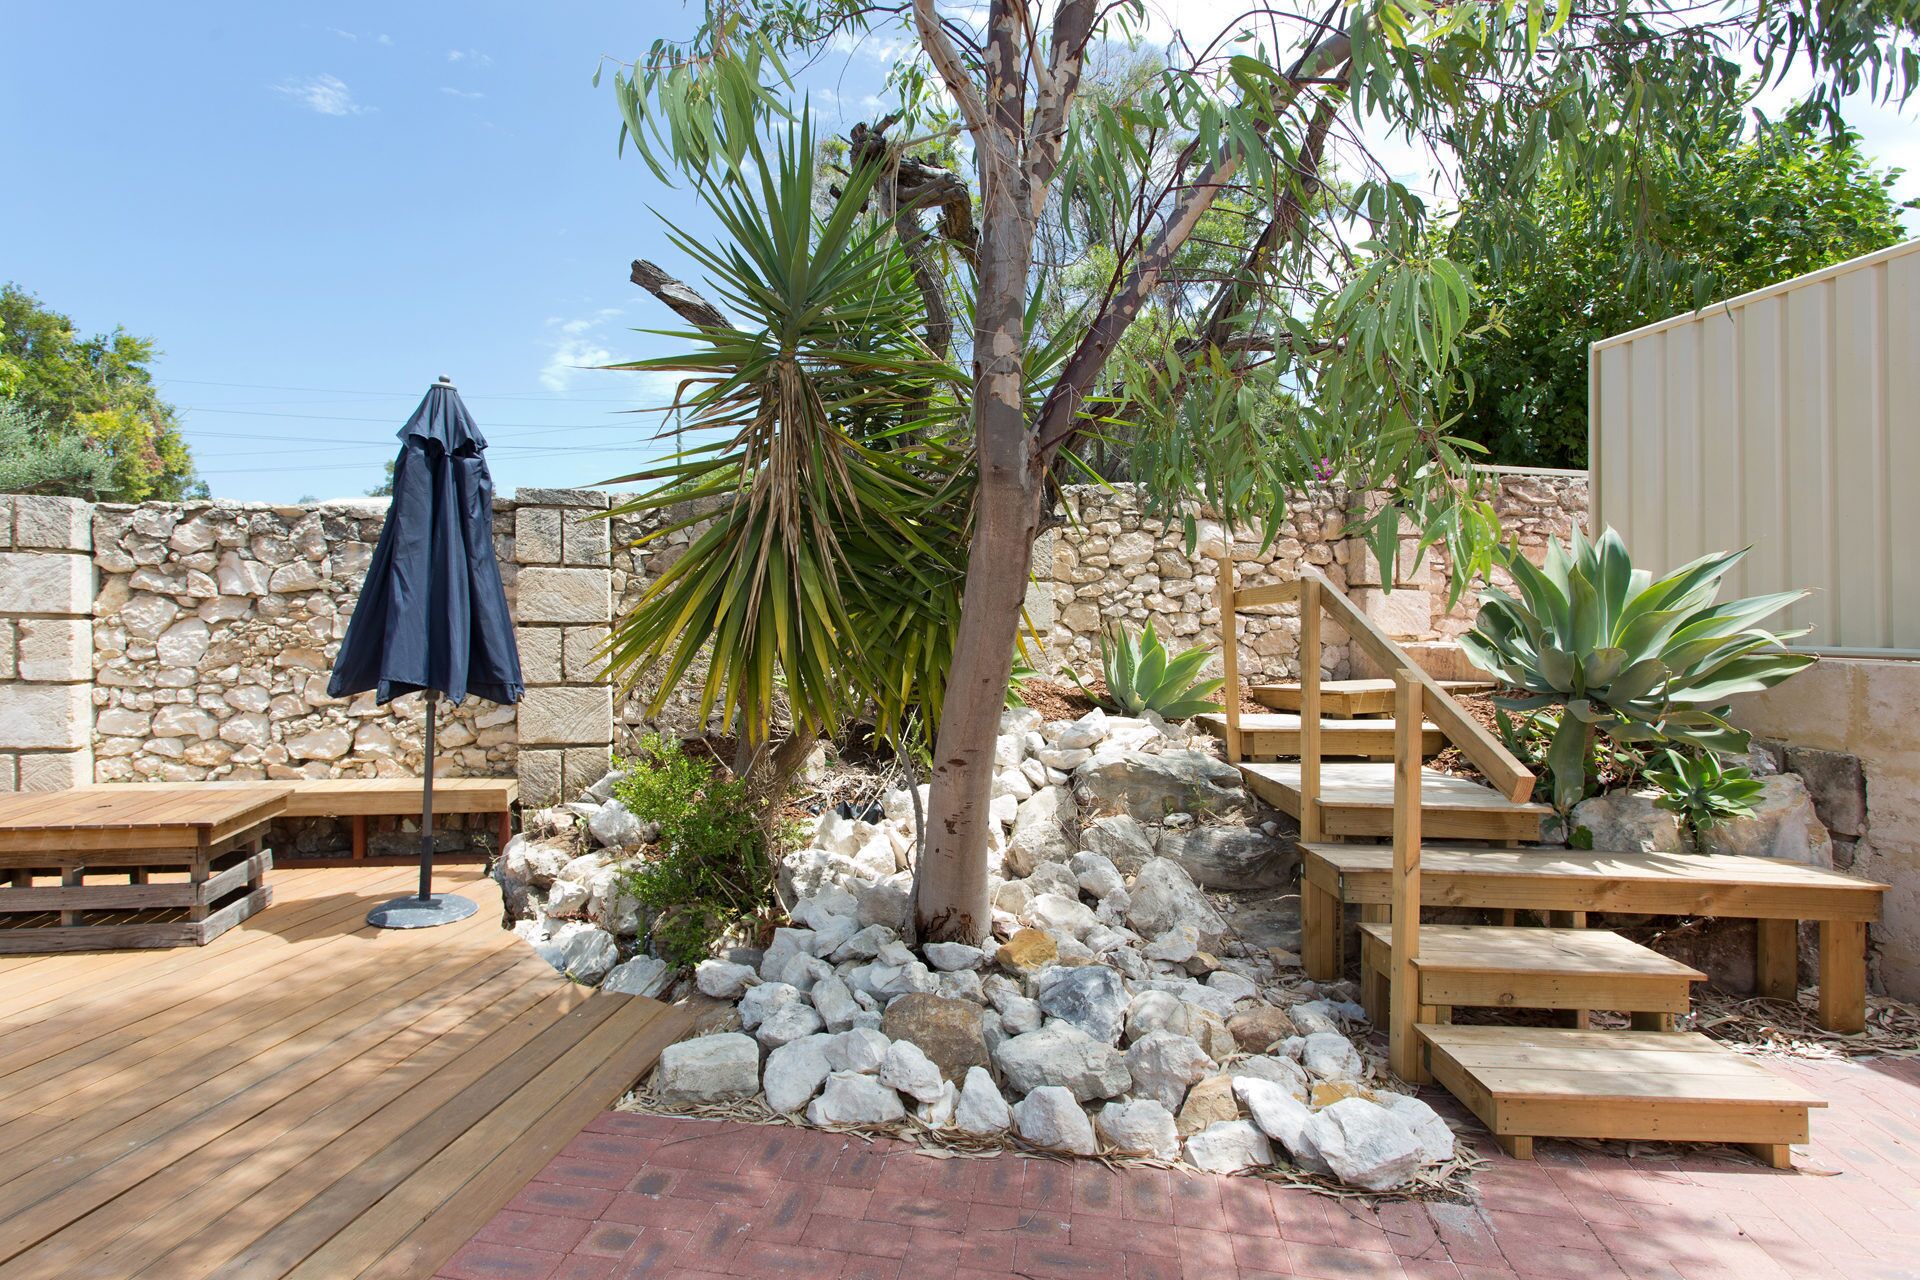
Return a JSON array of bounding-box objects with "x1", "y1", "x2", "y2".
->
[{"x1": 1589, "y1": 238, "x2": 1920, "y2": 656}]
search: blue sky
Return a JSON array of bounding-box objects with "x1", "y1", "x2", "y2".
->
[
  {"x1": 5, "y1": 4, "x2": 1916, "y2": 502},
  {"x1": 0, "y1": 4, "x2": 889, "y2": 501}
]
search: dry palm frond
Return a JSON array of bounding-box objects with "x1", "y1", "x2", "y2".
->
[{"x1": 1691, "y1": 986, "x2": 1920, "y2": 1060}]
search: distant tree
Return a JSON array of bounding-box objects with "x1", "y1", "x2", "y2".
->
[
  {"x1": 1452, "y1": 107, "x2": 1913, "y2": 468},
  {"x1": 0, "y1": 398, "x2": 117, "y2": 498},
  {"x1": 0, "y1": 284, "x2": 203, "y2": 500},
  {"x1": 366, "y1": 458, "x2": 396, "y2": 497}
]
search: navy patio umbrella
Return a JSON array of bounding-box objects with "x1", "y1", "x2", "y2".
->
[{"x1": 329, "y1": 376, "x2": 524, "y2": 928}]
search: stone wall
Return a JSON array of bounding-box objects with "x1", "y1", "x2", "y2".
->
[
  {"x1": 0, "y1": 472, "x2": 1587, "y2": 809},
  {"x1": 0, "y1": 496, "x2": 95, "y2": 790},
  {"x1": 1038, "y1": 469, "x2": 1589, "y2": 686}
]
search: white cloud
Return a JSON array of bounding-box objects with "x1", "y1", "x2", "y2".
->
[
  {"x1": 274, "y1": 74, "x2": 372, "y2": 117},
  {"x1": 540, "y1": 309, "x2": 625, "y2": 392},
  {"x1": 326, "y1": 26, "x2": 357, "y2": 41},
  {"x1": 441, "y1": 86, "x2": 485, "y2": 99},
  {"x1": 377, "y1": 33, "x2": 393, "y2": 46},
  {"x1": 447, "y1": 49, "x2": 494, "y2": 67}
]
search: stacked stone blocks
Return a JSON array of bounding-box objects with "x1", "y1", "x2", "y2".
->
[
  {"x1": 0, "y1": 496, "x2": 96, "y2": 790},
  {"x1": 513, "y1": 489, "x2": 615, "y2": 807}
]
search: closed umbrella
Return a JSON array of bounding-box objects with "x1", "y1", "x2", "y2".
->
[{"x1": 329, "y1": 376, "x2": 524, "y2": 927}]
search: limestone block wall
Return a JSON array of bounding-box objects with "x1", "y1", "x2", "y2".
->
[
  {"x1": 512, "y1": 489, "x2": 615, "y2": 808},
  {"x1": 0, "y1": 496, "x2": 96, "y2": 790}
]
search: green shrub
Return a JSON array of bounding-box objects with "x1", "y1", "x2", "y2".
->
[
  {"x1": 1460, "y1": 528, "x2": 1814, "y2": 811},
  {"x1": 1647, "y1": 748, "x2": 1766, "y2": 841},
  {"x1": 1077, "y1": 620, "x2": 1223, "y2": 719},
  {"x1": 613, "y1": 734, "x2": 777, "y2": 968}
]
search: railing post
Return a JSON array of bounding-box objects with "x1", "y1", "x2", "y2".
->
[
  {"x1": 1298, "y1": 577, "x2": 1322, "y2": 844},
  {"x1": 1215, "y1": 554, "x2": 1241, "y2": 763},
  {"x1": 1389, "y1": 670, "x2": 1426, "y2": 1083}
]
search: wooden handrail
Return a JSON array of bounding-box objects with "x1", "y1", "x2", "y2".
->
[
  {"x1": 1214, "y1": 556, "x2": 1242, "y2": 762},
  {"x1": 1233, "y1": 581, "x2": 1301, "y2": 609},
  {"x1": 1299, "y1": 568, "x2": 1535, "y2": 803},
  {"x1": 1388, "y1": 670, "x2": 1425, "y2": 1083}
]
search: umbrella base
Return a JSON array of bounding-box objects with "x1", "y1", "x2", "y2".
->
[{"x1": 366, "y1": 893, "x2": 481, "y2": 930}]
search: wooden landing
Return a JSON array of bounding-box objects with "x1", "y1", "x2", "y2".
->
[
  {"x1": 1420, "y1": 1024, "x2": 1826, "y2": 1165},
  {"x1": 1249, "y1": 677, "x2": 1492, "y2": 716},
  {"x1": 1359, "y1": 922, "x2": 1703, "y2": 1015},
  {"x1": 0, "y1": 864, "x2": 690, "y2": 1279},
  {"x1": 1239, "y1": 761, "x2": 1552, "y2": 840},
  {"x1": 1303, "y1": 842, "x2": 1889, "y2": 920},
  {"x1": 1195, "y1": 711, "x2": 1444, "y2": 759}
]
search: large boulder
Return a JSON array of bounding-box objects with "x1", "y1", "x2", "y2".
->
[
  {"x1": 1013, "y1": 1085, "x2": 1097, "y2": 1155},
  {"x1": 1701, "y1": 774, "x2": 1834, "y2": 867},
  {"x1": 993, "y1": 1022, "x2": 1131, "y2": 1101},
  {"x1": 600, "y1": 955, "x2": 673, "y2": 997},
  {"x1": 1570, "y1": 789, "x2": 1691, "y2": 853},
  {"x1": 1124, "y1": 1031, "x2": 1216, "y2": 1111},
  {"x1": 807, "y1": 1072, "x2": 907, "y2": 1126},
  {"x1": 1006, "y1": 786, "x2": 1079, "y2": 876},
  {"x1": 1379, "y1": 1092, "x2": 1456, "y2": 1163},
  {"x1": 1185, "y1": 1120, "x2": 1273, "y2": 1173},
  {"x1": 1124, "y1": 858, "x2": 1227, "y2": 948},
  {"x1": 1306, "y1": 1097, "x2": 1424, "y2": 1190},
  {"x1": 763, "y1": 1033, "x2": 834, "y2": 1113},
  {"x1": 1156, "y1": 825, "x2": 1296, "y2": 891},
  {"x1": 654, "y1": 1033, "x2": 760, "y2": 1103},
  {"x1": 881, "y1": 994, "x2": 990, "y2": 1082},
  {"x1": 1035, "y1": 965, "x2": 1128, "y2": 1044},
  {"x1": 1096, "y1": 1098, "x2": 1180, "y2": 1160},
  {"x1": 1073, "y1": 750, "x2": 1251, "y2": 822},
  {"x1": 528, "y1": 922, "x2": 619, "y2": 983},
  {"x1": 879, "y1": 1039, "x2": 947, "y2": 1104}
]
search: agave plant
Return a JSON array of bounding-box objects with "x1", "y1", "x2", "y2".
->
[
  {"x1": 1459, "y1": 527, "x2": 1815, "y2": 811},
  {"x1": 1646, "y1": 748, "x2": 1767, "y2": 839},
  {"x1": 1077, "y1": 620, "x2": 1224, "y2": 720}
]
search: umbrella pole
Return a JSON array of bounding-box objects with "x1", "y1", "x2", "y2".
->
[
  {"x1": 419, "y1": 689, "x2": 438, "y2": 902},
  {"x1": 364, "y1": 688, "x2": 477, "y2": 929}
]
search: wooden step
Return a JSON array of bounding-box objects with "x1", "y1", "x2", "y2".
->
[
  {"x1": 1249, "y1": 677, "x2": 1492, "y2": 717},
  {"x1": 1418, "y1": 1024, "x2": 1826, "y2": 1166},
  {"x1": 1238, "y1": 762, "x2": 1552, "y2": 841},
  {"x1": 1357, "y1": 923, "x2": 1703, "y2": 1020},
  {"x1": 1195, "y1": 712, "x2": 1444, "y2": 760}
]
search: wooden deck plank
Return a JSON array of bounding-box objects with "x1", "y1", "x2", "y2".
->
[
  {"x1": 0, "y1": 866, "x2": 685, "y2": 1280},
  {"x1": 1194, "y1": 711, "x2": 1445, "y2": 758},
  {"x1": 1241, "y1": 762, "x2": 1552, "y2": 841},
  {"x1": 1248, "y1": 678, "x2": 1492, "y2": 717}
]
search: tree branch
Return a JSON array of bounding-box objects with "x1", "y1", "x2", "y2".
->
[
  {"x1": 913, "y1": 0, "x2": 992, "y2": 136},
  {"x1": 629, "y1": 259, "x2": 729, "y2": 330}
]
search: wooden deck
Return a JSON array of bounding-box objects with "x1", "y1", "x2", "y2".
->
[
  {"x1": 1194, "y1": 710, "x2": 1444, "y2": 759},
  {"x1": 0, "y1": 864, "x2": 689, "y2": 1279},
  {"x1": 1248, "y1": 677, "x2": 1492, "y2": 717}
]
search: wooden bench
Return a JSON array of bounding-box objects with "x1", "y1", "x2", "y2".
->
[
  {"x1": 76, "y1": 778, "x2": 518, "y2": 864},
  {"x1": 1304, "y1": 842, "x2": 1887, "y2": 1032},
  {"x1": 0, "y1": 785, "x2": 283, "y2": 952}
]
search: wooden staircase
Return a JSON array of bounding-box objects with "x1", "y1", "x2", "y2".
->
[{"x1": 1211, "y1": 563, "x2": 1885, "y2": 1167}]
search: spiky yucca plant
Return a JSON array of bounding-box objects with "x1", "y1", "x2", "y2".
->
[
  {"x1": 1460, "y1": 528, "x2": 1814, "y2": 811},
  {"x1": 1082, "y1": 620, "x2": 1224, "y2": 721}
]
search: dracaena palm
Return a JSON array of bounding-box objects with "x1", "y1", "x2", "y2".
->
[
  {"x1": 600, "y1": 113, "x2": 971, "y2": 755},
  {"x1": 1459, "y1": 527, "x2": 1816, "y2": 811}
]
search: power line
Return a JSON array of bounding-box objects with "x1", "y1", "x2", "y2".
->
[{"x1": 160, "y1": 376, "x2": 653, "y2": 404}]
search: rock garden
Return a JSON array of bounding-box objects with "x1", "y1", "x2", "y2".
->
[{"x1": 498, "y1": 703, "x2": 1464, "y2": 1194}]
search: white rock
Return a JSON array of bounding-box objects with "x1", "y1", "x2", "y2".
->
[
  {"x1": 1096, "y1": 1098, "x2": 1181, "y2": 1160},
  {"x1": 1379, "y1": 1093, "x2": 1456, "y2": 1163},
  {"x1": 1289, "y1": 1000, "x2": 1341, "y2": 1035},
  {"x1": 1069, "y1": 851, "x2": 1128, "y2": 901},
  {"x1": 1143, "y1": 924, "x2": 1201, "y2": 963},
  {"x1": 924, "y1": 941, "x2": 985, "y2": 971},
  {"x1": 916, "y1": 1080, "x2": 958, "y2": 1128},
  {"x1": 1036, "y1": 746, "x2": 1092, "y2": 770},
  {"x1": 756, "y1": 1001, "x2": 826, "y2": 1049},
  {"x1": 1185, "y1": 1120, "x2": 1273, "y2": 1173},
  {"x1": 654, "y1": 1033, "x2": 760, "y2": 1103},
  {"x1": 879, "y1": 1039, "x2": 947, "y2": 1104},
  {"x1": 1301, "y1": 1031, "x2": 1364, "y2": 1082},
  {"x1": 1125, "y1": 1031, "x2": 1217, "y2": 1111},
  {"x1": 811, "y1": 975, "x2": 863, "y2": 1032},
  {"x1": 955, "y1": 1066, "x2": 1012, "y2": 1135},
  {"x1": 601, "y1": 955, "x2": 672, "y2": 997},
  {"x1": 530, "y1": 922, "x2": 619, "y2": 983},
  {"x1": 994, "y1": 769, "x2": 1036, "y2": 802},
  {"x1": 1232, "y1": 1055, "x2": 1309, "y2": 1101},
  {"x1": 807, "y1": 1072, "x2": 907, "y2": 1127},
  {"x1": 829, "y1": 923, "x2": 894, "y2": 963},
  {"x1": 993, "y1": 1022, "x2": 1132, "y2": 1101},
  {"x1": 544, "y1": 879, "x2": 589, "y2": 918},
  {"x1": 697, "y1": 959, "x2": 760, "y2": 999},
  {"x1": 1023, "y1": 892, "x2": 1098, "y2": 940},
  {"x1": 739, "y1": 981, "x2": 804, "y2": 1030},
  {"x1": 773, "y1": 952, "x2": 834, "y2": 993},
  {"x1": 1307, "y1": 1098, "x2": 1424, "y2": 1191},
  {"x1": 1013, "y1": 1085, "x2": 1097, "y2": 1155},
  {"x1": 1054, "y1": 709, "x2": 1110, "y2": 750},
  {"x1": 763, "y1": 1034, "x2": 834, "y2": 1113},
  {"x1": 1080, "y1": 814, "x2": 1157, "y2": 868},
  {"x1": 588, "y1": 800, "x2": 652, "y2": 848},
  {"x1": 823, "y1": 1027, "x2": 891, "y2": 1074},
  {"x1": 1124, "y1": 858, "x2": 1227, "y2": 948},
  {"x1": 1035, "y1": 964, "x2": 1129, "y2": 1044},
  {"x1": 937, "y1": 970, "x2": 985, "y2": 1003},
  {"x1": 1006, "y1": 786, "x2": 1079, "y2": 877},
  {"x1": 792, "y1": 886, "x2": 859, "y2": 930},
  {"x1": 1233, "y1": 1076, "x2": 1327, "y2": 1172},
  {"x1": 1207, "y1": 972, "x2": 1258, "y2": 1003}
]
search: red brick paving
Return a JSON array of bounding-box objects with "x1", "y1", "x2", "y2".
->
[{"x1": 438, "y1": 1054, "x2": 1920, "y2": 1279}]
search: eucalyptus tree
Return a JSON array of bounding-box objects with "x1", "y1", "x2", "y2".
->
[{"x1": 611, "y1": 0, "x2": 1918, "y2": 944}]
